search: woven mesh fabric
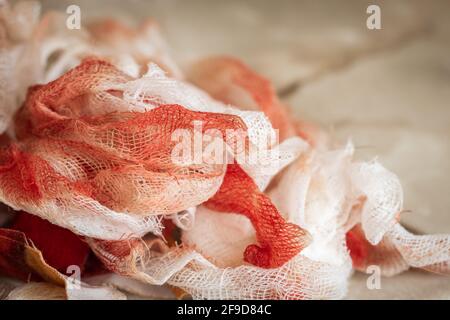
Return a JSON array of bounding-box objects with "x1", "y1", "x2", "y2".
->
[
  {"x1": 350, "y1": 161, "x2": 404, "y2": 245},
  {"x1": 387, "y1": 224, "x2": 450, "y2": 274},
  {"x1": 85, "y1": 141, "x2": 449, "y2": 290},
  {"x1": 0, "y1": 5, "x2": 183, "y2": 138},
  {"x1": 0, "y1": 59, "x2": 243, "y2": 239},
  {"x1": 0, "y1": 143, "x2": 165, "y2": 239},
  {"x1": 107, "y1": 62, "x2": 307, "y2": 190},
  {"x1": 87, "y1": 237, "x2": 150, "y2": 277},
  {"x1": 188, "y1": 56, "x2": 298, "y2": 140},
  {"x1": 269, "y1": 144, "x2": 355, "y2": 267},
  {"x1": 1, "y1": 5, "x2": 449, "y2": 299},
  {"x1": 346, "y1": 161, "x2": 450, "y2": 276},
  {"x1": 88, "y1": 241, "x2": 350, "y2": 300},
  {"x1": 175, "y1": 207, "x2": 350, "y2": 299},
  {"x1": 346, "y1": 224, "x2": 410, "y2": 276},
  {"x1": 204, "y1": 164, "x2": 311, "y2": 268},
  {"x1": 88, "y1": 166, "x2": 311, "y2": 271},
  {"x1": 73, "y1": 56, "x2": 448, "y2": 298},
  {"x1": 346, "y1": 223, "x2": 450, "y2": 276},
  {"x1": 19, "y1": 54, "x2": 305, "y2": 190},
  {"x1": 0, "y1": 58, "x2": 303, "y2": 255},
  {"x1": 5, "y1": 5, "x2": 307, "y2": 191},
  {"x1": 155, "y1": 247, "x2": 350, "y2": 300},
  {"x1": 85, "y1": 148, "x2": 353, "y2": 298},
  {"x1": 87, "y1": 18, "x2": 183, "y2": 79},
  {"x1": 181, "y1": 206, "x2": 256, "y2": 268},
  {"x1": 31, "y1": 11, "x2": 182, "y2": 82}
]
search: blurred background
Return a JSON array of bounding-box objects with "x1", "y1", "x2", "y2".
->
[{"x1": 36, "y1": 0, "x2": 450, "y2": 298}]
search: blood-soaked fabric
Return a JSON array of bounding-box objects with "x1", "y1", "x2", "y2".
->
[
  {"x1": 10, "y1": 212, "x2": 90, "y2": 273},
  {"x1": 88, "y1": 238, "x2": 147, "y2": 276},
  {"x1": 205, "y1": 164, "x2": 311, "y2": 268},
  {"x1": 1, "y1": 104, "x2": 240, "y2": 216},
  {"x1": 0, "y1": 58, "x2": 309, "y2": 272},
  {"x1": 8, "y1": 104, "x2": 243, "y2": 215},
  {"x1": 346, "y1": 225, "x2": 368, "y2": 270},
  {"x1": 0, "y1": 59, "x2": 264, "y2": 240},
  {"x1": 346, "y1": 224, "x2": 409, "y2": 276},
  {"x1": 188, "y1": 56, "x2": 332, "y2": 148},
  {"x1": 88, "y1": 165, "x2": 311, "y2": 272},
  {"x1": 188, "y1": 57, "x2": 298, "y2": 140}
]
